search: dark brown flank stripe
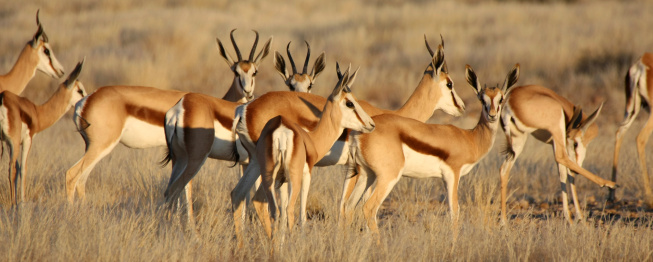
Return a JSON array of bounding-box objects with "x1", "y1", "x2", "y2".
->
[
  {"x1": 214, "y1": 107, "x2": 235, "y2": 130},
  {"x1": 125, "y1": 104, "x2": 166, "y2": 127},
  {"x1": 399, "y1": 132, "x2": 449, "y2": 161}
]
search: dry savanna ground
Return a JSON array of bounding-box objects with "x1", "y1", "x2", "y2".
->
[{"x1": 1, "y1": 0, "x2": 653, "y2": 260}]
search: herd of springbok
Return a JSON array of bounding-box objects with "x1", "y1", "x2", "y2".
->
[{"x1": 2, "y1": 10, "x2": 652, "y2": 242}]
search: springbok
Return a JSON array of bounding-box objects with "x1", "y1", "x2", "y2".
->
[
  {"x1": 161, "y1": 40, "x2": 323, "y2": 217},
  {"x1": 1, "y1": 59, "x2": 86, "y2": 205},
  {"x1": 612, "y1": 53, "x2": 653, "y2": 207},
  {"x1": 255, "y1": 65, "x2": 374, "y2": 238},
  {"x1": 64, "y1": 29, "x2": 271, "y2": 202},
  {"x1": 0, "y1": 10, "x2": 65, "y2": 94},
  {"x1": 224, "y1": 38, "x2": 465, "y2": 240},
  {"x1": 274, "y1": 41, "x2": 325, "y2": 93},
  {"x1": 498, "y1": 84, "x2": 612, "y2": 224},
  {"x1": 343, "y1": 64, "x2": 519, "y2": 233}
]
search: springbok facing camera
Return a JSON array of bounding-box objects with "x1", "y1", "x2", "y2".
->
[
  {"x1": 343, "y1": 64, "x2": 519, "y2": 233},
  {"x1": 64, "y1": 29, "x2": 271, "y2": 203},
  {"x1": 612, "y1": 53, "x2": 653, "y2": 208},
  {"x1": 1, "y1": 60, "x2": 86, "y2": 205},
  {"x1": 0, "y1": 10, "x2": 65, "y2": 95}
]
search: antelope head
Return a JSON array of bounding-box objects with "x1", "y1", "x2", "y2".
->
[
  {"x1": 31, "y1": 9, "x2": 65, "y2": 79},
  {"x1": 217, "y1": 29, "x2": 272, "y2": 101},
  {"x1": 465, "y1": 63, "x2": 520, "y2": 123},
  {"x1": 274, "y1": 41, "x2": 326, "y2": 93},
  {"x1": 63, "y1": 59, "x2": 88, "y2": 106},
  {"x1": 331, "y1": 63, "x2": 375, "y2": 133},
  {"x1": 566, "y1": 103, "x2": 603, "y2": 165},
  {"x1": 424, "y1": 35, "x2": 465, "y2": 117}
]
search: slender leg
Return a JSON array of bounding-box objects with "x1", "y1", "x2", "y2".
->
[
  {"x1": 231, "y1": 161, "x2": 262, "y2": 245},
  {"x1": 362, "y1": 170, "x2": 401, "y2": 234},
  {"x1": 65, "y1": 139, "x2": 120, "y2": 202},
  {"x1": 556, "y1": 162, "x2": 572, "y2": 224},
  {"x1": 498, "y1": 127, "x2": 528, "y2": 225},
  {"x1": 299, "y1": 169, "x2": 311, "y2": 226},
  {"x1": 7, "y1": 142, "x2": 17, "y2": 206},
  {"x1": 635, "y1": 113, "x2": 653, "y2": 207},
  {"x1": 18, "y1": 137, "x2": 31, "y2": 203},
  {"x1": 612, "y1": 92, "x2": 641, "y2": 202}
]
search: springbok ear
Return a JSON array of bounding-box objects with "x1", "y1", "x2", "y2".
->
[
  {"x1": 273, "y1": 51, "x2": 289, "y2": 81},
  {"x1": 345, "y1": 67, "x2": 359, "y2": 92},
  {"x1": 465, "y1": 64, "x2": 481, "y2": 96},
  {"x1": 311, "y1": 52, "x2": 326, "y2": 79},
  {"x1": 216, "y1": 38, "x2": 235, "y2": 67},
  {"x1": 567, "y1": 105, "x2": 583, "y2": 133},
  {"x1": 432, "y1": 44, "x2": 445, "y2": 76},
  {"x1": 31, "y1": 25, "x2": 45, "y2": 48},
  {"x1": 65, "y1": 58, "x2": 85, "y2": 89},
  {"x1": 331, "y1": 70, "x2": 350, "y2": 99},
  {"x1": 580, "y1": 102, "x2": 603, "y2": 134},
  {"x1": 502, "y1": 63, "x2": 520, "y2": 93},
  {"x1": 255, "y1": 36, "x2": 273, "y2": 65}
]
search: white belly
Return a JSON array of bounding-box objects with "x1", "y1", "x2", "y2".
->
[
  {"x1": 316, "y1": 140, "x2": 349, "y2": 166},
  {"x1": 208, "y1": 120, "x2": 241, "y2": 160},
  {"x1": 401, "y1": 144, "x2": 453, "y2": 179},
  {"x1": 120, "y1": 117, "x2": 166, "y2": 148}
]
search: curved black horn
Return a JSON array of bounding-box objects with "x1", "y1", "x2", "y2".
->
[
  {"x1": 36, "y1": 9, "x2": 41, "y2": 26},
  {"x1": 302, "y1": 41, "x2": 311, "y2": 74},
  {"x1": 287, "y1": 42, "x2": 297, "y2": 74},
  {"x1": 230, "y1": 29, "x2": 242, "y2": 61},
  {"x1": 424, "y1": 34, "x2": 434, "y2": 57},
  {"x1": 249, "y1": 30, "x2": 259, "y2": 61}
]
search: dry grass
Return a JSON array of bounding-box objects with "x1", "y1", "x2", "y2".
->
[{"x1": 1, "y1": 0, "x2": 653, "y2": 260}]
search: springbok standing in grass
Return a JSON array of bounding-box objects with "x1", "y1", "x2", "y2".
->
[
  {"x1": 342, "y1": 64, "x2": 519, "y2": 233},
  {"x1": 0, "y1": 10, "x2": 65, "y2": 94},
  {"x1": 255, "y1": 65, "x2": 375, "y2": 238},
  {"x1": 162, "y1": 40, "x2": 324, "y2": 217},
  {"x1": 225, "y1": 38, "x2": 465, "y2": 241},
  {"x1": 612, "y1": 53, "x2": 653, "y2": 208},
  {"x1": 64, "y1": 29, "x2": 271, "y2": 202},
  {"x1": 1, "y1": 60, "x2": 86, "y2": 205},
  {"x1": 498, "y1": 84, "x2": 611, "y2": 224}
]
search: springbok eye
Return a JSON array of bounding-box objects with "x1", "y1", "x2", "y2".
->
[
  {"x1": 446, "y1": 82, "x2": 453, "y2": 89},
  {"x1": 573, "y1": 142, "x2": 579, "y2": 148},
  {"x1": 308, "y1": 83, "x2": 313, "y2": 90},
  {"x1": 77, "y1": 89, "x2": 84, "y2": 96},
  {"x1": 252, "y1": 71, "x2": 257, "y2": 77},
  {"x1": 499, "y1": 98, "x2": 504, "y2": 104},
  {"x1": 44, "y1": 48, "x2": 50, "y2": 56},
  {"x1": 346, "y1": 101, "x2": 355, "y2": 108}
]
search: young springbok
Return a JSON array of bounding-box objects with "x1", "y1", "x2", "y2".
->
[
  {"x1": 1, "y1": 60, "x2": 86, "y2": 205},
  {"x1": 612, "y1": 53, "x2": 653, "y2": 207},
  {"x1": 498, "y1": 85, "x2": 610, "y2": 224},
  {"x1": 226, "y1": 38, "x2": 465, "y2": 241},
  {"x1": 64, "y1": 29, "x2": 271, "y2": 202},
  {"x1": 0, "y1": 10, "x2": 65, "y2": 94},
  {"x1": 343, "y1": 64, "x2": 519, "y2": 233},
  {"x1": 255, "y1": 65, "x2": 374, "y2": 238}
]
